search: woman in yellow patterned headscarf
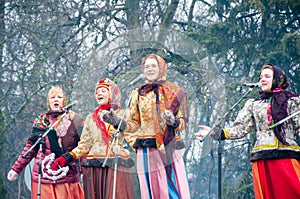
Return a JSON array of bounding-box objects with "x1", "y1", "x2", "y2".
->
[{"x1": 125, "y1": 54, "x2": 191, "y2": 199}]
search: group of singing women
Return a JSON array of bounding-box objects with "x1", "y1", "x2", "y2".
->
[{"x1": 7, "y1": 54, "x2": 300, "y2": 199}]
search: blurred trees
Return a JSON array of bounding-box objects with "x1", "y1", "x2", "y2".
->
[{"x1": 0, "y1": 0, "x2": 299, "y2": 198}]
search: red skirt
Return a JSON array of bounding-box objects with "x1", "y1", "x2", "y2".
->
[
  {"x1": 252, "y1": 158, "x2": 300, "y2": 199},
  {"x1": 82, "y1": 166, "x2": 134, "y2": 199}
]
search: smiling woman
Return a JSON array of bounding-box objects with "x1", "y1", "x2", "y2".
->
[
  {"x1": 196, "y1": 64, "x2": 300, "y2": 199},
  {"x1": 143, "y1": 56, "x2": 160, "y2": 81},
  {"x1": 52, "y1": 78, "x2": 135, "y2": 199},
  {"x1": 143, "y1": 54, "x2": 167, "y2": 82},
  {"x1": 259, "y1": 64, "x2": 274, "y2": 92},
  {"x1": 125, "y1": 54, "x2": 191, "y2": 199}
]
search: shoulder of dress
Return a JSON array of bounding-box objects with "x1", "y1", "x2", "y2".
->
[
  {"x1": 86, "y1": 112, "x2": 93, "y2": 118},
  {"x1": 245, "y1": 98, "x2": 256, "y2": 105},
  {"x1": 130, "y1": 89, "x2": 139, "y2": 99},
  {"x1": 33, "y1": 113, "x2": 47, "y2": 123},
  {"x1": 37, "y1": 113, "x2": 47, "y2": 118},
  {"x1": 289, "y1": 95, "x2": 300, "y2": 102},
  {"x1": 132, "y1": 88, "x2": 139, "y2": 94},
  {"x1": 243, "y1": 98, "x2": 262, "y2": 111}
]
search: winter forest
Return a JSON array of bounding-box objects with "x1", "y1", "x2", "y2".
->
[{"x1": 0, "y1": 0, "x2": 299, "y2": 198}]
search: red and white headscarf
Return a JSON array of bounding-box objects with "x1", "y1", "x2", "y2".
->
[{"x1": 93, "y1": 78, "x2": 121, "y2": 144}]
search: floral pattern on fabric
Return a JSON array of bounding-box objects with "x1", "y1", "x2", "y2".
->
[
  {"x1": 70, "y1": 108, "x2": 133, "y2": 166},
  {"x1": 126, "y1": 80, "x2": 188, "y2": 152},
  {"x1": 224, "y1": 96, "x2": 300, "y2": 159},
  {"x1": 260, "y1": 64, "x2": 299, "y2": 145},
  {"x1": 32, "y1": 114, "x2": 50, "y2": 130}
]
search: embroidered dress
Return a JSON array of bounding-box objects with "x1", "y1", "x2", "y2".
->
[
  {"x1": 221, "y1": 97, "x2": 300, "y2": 199},
  {"x1": 126, "y1": 80, "x2": 190, "y2": 199},
  {"x1": 11, "y1": 111, "x2": 84, "y2": 199},
  {"x1": 70, "y1": 106, "x2": 135, "y2": 199},
  {"x1": 219, "y1": 65, "x2": 300, "y2": 199}
]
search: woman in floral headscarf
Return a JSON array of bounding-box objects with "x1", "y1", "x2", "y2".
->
[
  {"x1": 196, "y1": 64, "x2": 300, "y2": 199},
  {"x1": 7, "y1": 86, "x2": 84, "y2": 199},
  {"x1": 120, "y1": 54, "x2": 190, "y2": 198},
  {"x1": 52, "y1": 78, "x2": 134, "y2": 199}
]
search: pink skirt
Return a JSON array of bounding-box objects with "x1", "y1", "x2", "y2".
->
[
  {"x1": 136, "y1": 147, "x2": 190, "y2": 199},
  {"x1": 252, "y1": 158, "x2": 300, "y2": 199}
]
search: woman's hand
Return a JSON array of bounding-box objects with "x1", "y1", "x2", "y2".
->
[
  {"x1": 162, "y1": 110, "x2": 180, "y2": 129},
  {"x1": 7, "y1": 169, "x2": 18, "y2": 181},
  {"x1": 195, "y1": 125, "x2": 212, "y2": 137},
  {"x1": 195, "y1": 125, "x2": 223, "y2": 141},
  {"x1": 194, "y1": 125, "x2": 213, "y2": 137},
  {"x1": 100, "y1": 109, "x2": 127, "y2": 131}
]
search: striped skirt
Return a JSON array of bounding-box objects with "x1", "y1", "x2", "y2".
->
[
  {"x1": 252, "y1": 158, "x2": 300, "y2": 199},
  {"x1": 136, "y1": 147, "x2": 190, "y2": 199}
]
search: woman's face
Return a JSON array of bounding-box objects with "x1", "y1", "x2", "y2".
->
[
  {"x1": 48, "y1": 91, "x2": 64, "y2": 112},
  {"x1": 95, "y1": 87, "x2": 110, "y2": 105},
  {"x1": 259, "y1": 68, "x2": 273, "y2": 92},
  {"x1": 143, "y1": 58, "x2": 160, "y2": 81}
]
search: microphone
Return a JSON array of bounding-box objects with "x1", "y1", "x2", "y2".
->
[
  {"x1": 61, "y1": 100, "x2": 79, "y2": 111},
  {"x1": 242, "y1": 82, "x2": 262, "y2": 88},
  {"x1": 129, "y1": 74, "x2": 145, "y2": 85}
]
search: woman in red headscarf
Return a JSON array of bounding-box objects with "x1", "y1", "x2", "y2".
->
[
  {"x1": 52, "y1": 78, "x2": 134, "y2": 199},
  {"x1": 121, "y1": 54, "x2": 191, "y2": 199},
  {"x1": 7, "y1": 86, "x2": 84, "y2": 199},
  {"x1": 196, "y1": 64, "x2": 300, "y2": 199}
]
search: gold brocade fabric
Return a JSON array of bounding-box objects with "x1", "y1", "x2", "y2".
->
[
  {"x1": 126, "y1": 80, "x2": 188, "y2": 152},
  {"x1": 71, "y1": 109, "x2": 131, "y2": 161}
]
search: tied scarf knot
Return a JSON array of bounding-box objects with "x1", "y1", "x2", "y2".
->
[{"x1": 138, "y1": 80, "x2": 165, "y2": 98}]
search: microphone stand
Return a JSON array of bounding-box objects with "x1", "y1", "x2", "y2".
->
[
  {"x1": 199, "y1": 88, "x2": 253, "y2": 199},
  {"x1": 102, "y1": 93, "x2": 132, "y2": 199},
  {"x1": 269, "y1": 110, "x2": 300, "y2": 129},
  {"x1": 22, "y1": 109, "x2": 69, "y2": 199}
]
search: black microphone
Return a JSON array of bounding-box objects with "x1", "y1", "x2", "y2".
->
[
  {"x1": 61, "y1": 100, "x2": 79, "y2": 111},
  {"x1": 129, "y1": 74, "x2": 145, "y2": 85},
  {"x1": 242, "y1": 82, "x2": 262, "y2": 88}
]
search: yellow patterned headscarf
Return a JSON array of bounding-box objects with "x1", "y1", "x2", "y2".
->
[{"x1": 142, "y1": 54, "x2": 168, "y2": 81}]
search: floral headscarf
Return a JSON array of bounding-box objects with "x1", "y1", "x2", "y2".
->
[
  {"x1": 260, "y1": 64, "x2": 298, "y2": 145},
  {"x1": 139, "y1": 54, "x2": 188, "y2": 148},
  {"x1": 142, "y1": 54, "x2": 168, "y2": 81}
]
